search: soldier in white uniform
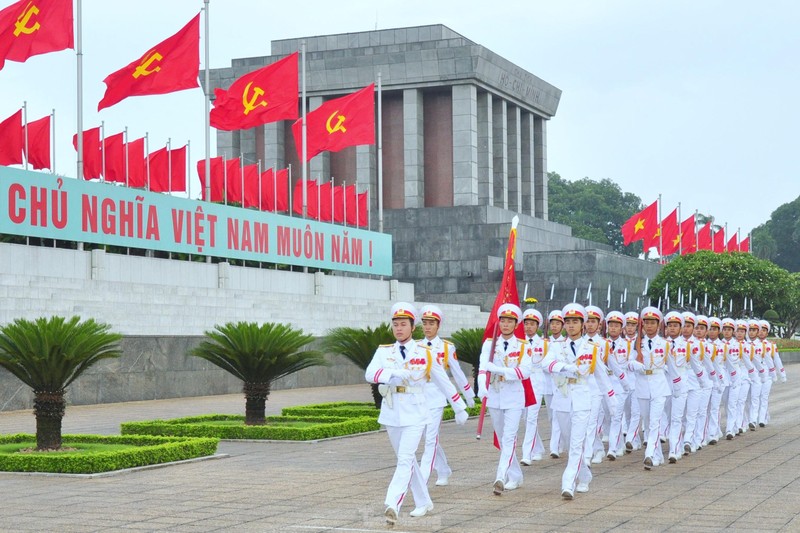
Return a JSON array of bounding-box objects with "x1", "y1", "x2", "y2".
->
[
  {"x1": 604, "y1": 311, "x2": 635, "y2": 459},
  {"x1": 758, "y1": 320, "x2": 786, "y2": 426},
  {"x1": 733, "y1": 319, "x2": 757, "y2": 434},
  {"x1": 627, "y1": 306, "x2": 670, "y2": 470},
  {"x1": 706, "y1": 317, "x2": 729, "y2": 445},
  {"x1": 685, "y1": 314, "x2": 714, "y2": 452},
  {"x1": 662, "y1": 311, "x2": 689, "y2": 463},
  {"x1": 720, "y1": 318, "x2": 744, "y2": 439},
  {"x1": 746, "y1": 319, "x2": 767, "y2": 431},
  {"x1": 547, "y1": 310, "x2": 566, "y2": 458},
  {"x1": 680, "y1": 311, "x2": 712, "y2": 456},
  {"x1": 365, "y1": 302, "x2": 468, "y2": 525},
  {"x1": 521, "y1": 308, "x2": 547, "y2": 465},
  {"x1": 417, "y1": 304, "x2": 475, "y2": 487},
  {"x1": 623, "y1": 311, "x2": 643, "y2": 452},
  {"x1": 477, "y1": 303, "x2": 533, "y2": 495},
  {"x1": 543, "y1": 303, "x2": 616, "y2": 499}
]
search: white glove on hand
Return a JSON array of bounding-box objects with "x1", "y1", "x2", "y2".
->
[
  {"x1": 391, "y1": 369, "x2": 412, "y2": 382},
  {"x1": 630, "y1": 360, "x2": 645, "y2": 373},
  {"x1": 563, "y1": 364, "x2": 578, "y2": 375},
  {"x1": 465, "y1": 395, "x2": 476, "y2": 408},
  {"x1": 478, "y1": 380, "x2": 488, "y2": 400},
  {"x1": 454, "y1": 410, "x2": 468, "y2": 425},
  {"x1": 484, "y1": 362, "x2": 503, "y2": 373}
]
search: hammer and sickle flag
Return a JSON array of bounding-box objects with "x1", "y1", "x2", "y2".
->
[
  {"x1": 97, "y1": 13, "x2": 200, "y2": 111},
  {"x1": 210, "y1": 52, "x2": 298, "y2": 131},
  {"x1": 291, "y1": 83, "x2": 375, "y2": 161},
  {"x1": 0, "y1": 0, "x2": 73, "y2": 71}
]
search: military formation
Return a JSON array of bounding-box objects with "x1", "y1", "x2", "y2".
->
[{"x1": 365, "y1": 301, "x2": 788, "y2": 525}]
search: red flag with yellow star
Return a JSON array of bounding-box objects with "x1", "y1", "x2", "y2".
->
[
  {"x1": 210, "y1": 52, "x2": 298, "y2": 131},
  {"x1": 97, "y1": 14, "x2": 200, "y2": 111},
  {"x1": 621, "y1": 200, "x2": 658, "y2": 246},
  {"x1": 292, "y1": 84, "x2": 375, "y2": 161},
  {"x1": 659, "y1": 208, "x2": 680, "y2": 255},
  {"x1": 0, "y1": 0, "x2": 73, "y2": 70}
]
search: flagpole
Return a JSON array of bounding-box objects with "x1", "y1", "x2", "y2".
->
[
  {"x1": 223, "y1": 153, "x2": 228, "y2": 205},
  {"x1": 145, "y1": 132, "x2": 150, "y2": 192},
  {"x1": 724, "y1": 222, "x2": 728, "y2": 252},
  {"x1": 677, "y1": 202, "x2": 682, "y2": 257},
  {"x1": 124, "y1": 127, "x2": 129, "y2": 187},
  {"x1": 22, "y1": 102, "x2": 28, "y2": 171},
  {"x1": 203, "y1": 0, "x2": 211, "y2": 206},
  {"x1": 330, "y1": 177, "x2": 334, "y2": 223},
  {"x1": 187, "y1": 139, "x2": 191, "y2": 198},
  {"x1": 377, "y1": 71, "x2": 383, "y2": 233},
  {"x1": 658, "y1": 193, "x2": 662, "y2": 263},
  {"x1": 76, "y1": 0, "x2": 83, "y2": 181},
  {"x1": 240, "y1": 154, "x2": 245, "y2": 207},
  {"x1": 273, "y1": 167, "x2": 277, "y2": 213},
  {"x1": 167, "y1": 138, "x2": 172, "y2": 194},
  {"x1": 257, "y1": 159, "x2": 262, "y2": 211},
  {"x1": 694, "y1": 209, "x2": 699, "y2": 252},
  {"x1": 301, "y1": 40, "x2": 307, "y2": 219},
  {"x1": 288, "y1": 164, "x2": 292, "y2": 216},
  {"x1": 51, "y1": 109, "x2": 55, "y2": 174},
  {"x1": 100, "y1": 121, "x2": 106, "y2": 183},
  {"x1": 737, "y1": 227, "x2": 741, "y2": 252}
]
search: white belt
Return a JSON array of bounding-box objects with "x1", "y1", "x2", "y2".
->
[
  {"x1": 391, "y1": 385, "x2": 423, "y2": 394},
  {"x1": 644, "y1": 368, "x2": 664, "y2": 375}
]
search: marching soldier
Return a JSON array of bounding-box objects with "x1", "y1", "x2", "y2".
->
[
  {"x1": 705, "y1": 316, "x2": 728, "y2": 445},
  {"x1": 623, "y1": 311, "x2": 643, "y2": 452},
  {"x1": 746, "y1": 319, "x2": 767, "y2": 431},
  {"x1": 547, "y1": 310, "x2": 566, "y2": 458},
  {"x1": 720, "y1": 318, "x2": 744, "y2": 439},
  {"x1": 758, "y1": 320, "x2": 786, "y2": 426},
  {"x1": 686, "y1": 315, "x2": 714, "y2": 452},
  {"x1": 733, "y1": 319, "x2": 757, "y2": 434},
  {"x1": 584, "y1": 305, "x2": 618, "y2": 465},
  {"x1": 417, "y1": 304, "x2": 475, "y2": 487},
  {"x1": 365, "y1": 302, "x2": 469, "y2": 525},
  {"x1": 681, "y1": 311, "x2": 712, "y2": 455},
  {"x1": 477, "y1": 304, "x2": 533, "y2": 495},
  {"x1": 663, "y1": 311, "x2": 689, "y2": 463},
  {"x1": 604, "y1": 311, "x2": 635, "y2": 459},
  {"x1": 521, "y1": 308, "x2": 547, "y2": 465}
]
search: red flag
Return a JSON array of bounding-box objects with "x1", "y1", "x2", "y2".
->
[
  {"x1": 680, "y1": 215, "x2": 697, "y2": 255},
  {"x1": 102, "y1": 132, "x2": 125, "y2": 183},
  {"x1": 125, "y1": 137, "x2": 146, "y2": 187},
  {"x1": 211, "y1": 52, "x2": 298, "y2": 131},
  {"x1": 72, "y1": 126, "x2": 102, "y2": 179},
  {"x1": 332, "y1": 184, "x2": 345, "y2": 223},
  {"x1": 148, "y1": 145, "x2": 186, "y2": 192},
  {"x1": 658, "y1": 209, "x2": 680, "y2": 256},
  {"x1": 0, "y1": 0, "x2": 73, "y2": 70},
  {"x1": 712, "y1": 227, "x2": 725, "y2": 253},
  {"x1": 292, "y1": 84, "x2": 375, "y2": 161},
  {"x1": 345, "y1": 184, "x2": 358, "y2": 225},
  {"x1": 0, "y1": 109, "x2": 23, "y2": 165},
  {"x1": 242, "y1": 164, "x2": 260, "y2": 208},
  {"x1": 258, "y1": 168, "x2": 274, "y2": 211},
  {"x1": 621, "y1": 200, "x2": 658, "y2": 246},
  {"x1": 24, "y1": 114, "x2": 50, "y2": 170},
  {"x1": 318, "y1": 181, "x2": 333, "y2": 221},
  {"x1": 697, "y1": 221, "x2": 712, "y2": 251},
  {"x1": 197, "y1": 156, "x2": 223, "y2": 201},
  {"x1": 274, "y1": 168, "x2": 289, "y2": 212},
  {"x1": 98, "y1": 14, "x2": 200, "y2": 111},
  {"x1": 223, "y1": 158, "x2": 243, "y2": 203},
  {"x1": 727, "y1": 233, "x2": 738, "y2": 252},
  {"x1": 739, "y1": 236, "x2": 750, "y2": 253},
  {"x1": 292, "y1": 180, "x2": 318, "y2": 218},
  {"x1": 357, "y1": 191, "x2": 368, "y2": 227}
]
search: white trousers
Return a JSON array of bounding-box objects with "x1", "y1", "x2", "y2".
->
[
  {"x1": 707, "y1": 385, "x2": 725, "y2": 440},
  {"x1": 759, "y1": 379, "x2": 773, "y2": 424},
  {"x1": 625, "y1": 391, "x2": 642, "y2": 447},
  {"x1": 556, "y1": 408, "x2": 591, "y2": 492},
  {"x1": 691, "y1": 388, "x2": 711, "y2": 448},
  {"x1": 584, "y1": 396, "x2": 602, "y2": 463},
  {"x1": 735, "y1": 380, "x2": 750, "y2": 431},
  {"x1": 522, "y1": 401, "x2": 545, "y2": 461},
  {"x1": 547, "y1": 394, "x2": 563, "y2": 454},
  {"x1": 683, "y1": 388, "x2": 704, "y2": 448},
  {"x1": 609, "y1": 389, "x2": 631, "y2": 454},
  {"x1": 489, "y1": 407, "x2": 523, "y2": 485},
  {"x1": 748, "y1": 379, "x2": 762, "y2": 426},
  {"x1": 384, "y1": 424, "x2": 431, "y2": 512},
  {"x1": 640, "y1": 396, "x2": 666, "y2": 464},
  {"x1": 669, "y1": 392, "x2": 687, "y2": 458},
  {"x1": 420, "y1": 406, "x2": 450, "y2": 484}
]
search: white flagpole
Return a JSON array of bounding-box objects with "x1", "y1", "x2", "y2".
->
[
  {"x1": 288, "y1": 164, "x2": 292, "y2": 216},
  {"x1": 257, "y1": 159, "x2": 262, "y2": 210},
  {"x1": 677, "y1": 202, "x2": 682, "y2": 256},
  {"x1": 343, "y1": 182, "x2": 348, "y2": 227},
  {"x1": 145, "y1": 132, "x2": 150, "y2": 191},
  {"x1": 316, "y1": 176, "x2": 321, "y2": 220},
  {"x1": 22, "y1": 102, "x2": 28, "y2": 170},
  {"x1": 356, "y1": 184, "x2": 360, "y2": 227},
  {"x1": 100, "y1": 121, "x2": 105, "y2": 183},
  {"x1": 367, "y1": 187, "x2": 371, "y2": 230},
  {"x1": 203, "y1": 0, "x2": 211, "y2": 205},
  {"x1": 124, "y1": 126, "x2": 129, "y2": 187},
  {"x1": 76, "y1": 0, "x2": 83, "y2": 181},
  {"x1": 167, "y1": 138, "x2": 172, "y2": 194},
  {"x1": 187, "y1": 139, "x2": 191, "y2": 198},
  {"x1": 223, "y1": 153, "x2": 228, "y2": 205},
  {"x1": 330, "y1": 177, "x2": 334, "y2": 223},
  {"x1": 240, "y1": 154, "x2": 245, "y2": 206},
  {"x1": 377, "y1": 72, "x2": 383, "y2": 233},
  {"x1": 51, "y1": 109, "x2": 55, "y2": 174},
  {"x1": 657, "y1": 193, "x2": 662, "y2": 262},
  {"x1": 724, "y1": 222, "x2": 728, "y2": 252},
  {"x1": 301, "y1": 41, "x2": 307, "y2": 219},
  {"x1": 273, "y1": 167, "x2": 277, "y2": 213}
]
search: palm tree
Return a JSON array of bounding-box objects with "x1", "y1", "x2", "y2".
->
[
  {"x1": 449, "y1": 327, "x2": 484, "y2": 393},
  {"x1": 189, "y1": 322, "x2": 327, "y2": 425},
  {"x1": 0, "y1": 316, "x2": 122, "y2": 450}
]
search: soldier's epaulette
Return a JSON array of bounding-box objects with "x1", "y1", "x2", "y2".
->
[
  {"x1": 379, "y1": 343, "x2": 394, "y2": 348},
  {"x1": 442, "y1": 339, "x2": 454, "y2": 347}
]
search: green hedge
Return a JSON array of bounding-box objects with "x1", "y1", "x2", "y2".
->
[
  {"x1": 0, "y1": 434, "x2": 219, "y2": 474},
  {"x1": 281, "y1": 401, "x2": 482, "y2": 420},
  {"x1": 121, "y1": 414, "x2": 381, "y2": 441}
]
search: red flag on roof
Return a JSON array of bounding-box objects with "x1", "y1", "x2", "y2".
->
[
  {"x1": 621, "y1": 200, "x2": 658, "y2": 246},
  {"x1": 147, "y1": 145, "x2": 186, "y2": 192},
  {"x1": 739, "y1": 236, "x2": 750, "y2": 253},
  {"x1": 101, "y1": 132, "x2": 125, "y2": 183},
  {"x1": 24, "y1": 114, "x2": 50, "y2": 170},
  {"x1": 72, "y1": 127, "x2": 101, "y2": 179},
  {"x1": 125, "y1": 137, "x2": 146, "y2": 188},
  {"x1": 697, "y1": 221, "x2": 712, "y2": 251},
  {"x1": 727, "y1": 233, "x2": 738, "y2": 253}
]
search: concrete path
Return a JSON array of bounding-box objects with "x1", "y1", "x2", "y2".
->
[{"x1": 0, "y1": 367, "x2": 798, "y2": 532}]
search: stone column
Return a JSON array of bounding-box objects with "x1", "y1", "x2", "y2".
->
[
  {"x1": 521, "y1": 111, "x2": 535, "y2": 216},
  {"x1": 216, "y1": 130, "x2": 238, "y2": 161},
  {"x1": 507, "y1": 105, "x2": 521, "y2": 212},
  {"x1": 239, "y1": 128, "x2": 258, "y2": 166},
  {"x1": 492, "y1": 98, "x2": 508, "y2": 209},
  {"x1": 403, "y1": 88, "x2": 424, "y2": 208},
  {"x1": 534, "y1": 116, "x2": 548, "y2": 220},
  {"x1": 308, "y1": 96, "x2": 330, "y2": 181},
  {"x1": 451, "y1": 84, "x2": 479, "y2": 206},
  {"x1": 262, "y1": 122, "x2": 286, "y2": 172},
  {"x1": 477, "y1": 91, "x2": 494, "y2": 207}
]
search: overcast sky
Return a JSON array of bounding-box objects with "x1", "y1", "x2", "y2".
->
[{"x1": 2, "y1": 0, "x2": 797, "y2": 236}]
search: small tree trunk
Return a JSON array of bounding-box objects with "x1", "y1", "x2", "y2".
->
[
  {"x1": 34, "y1": 390, "x2": 66, "y2": 450},
  {"x1": 370, "y1": 383, "x2": 382, "y2": 409},
  {"x1": 243, "y1": 382, "x2": 270, "y2": 425}
]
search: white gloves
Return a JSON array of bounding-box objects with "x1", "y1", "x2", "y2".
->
[
  {"x1": 454, "y1": 410, "x2": 468, "y2": 425},
  {"x1": 629, "y1": 360, "x2": 645, "y2": 373},
  {"x1": 484, "y1": 362, "x2": 503, "y2": 373},
  {"x1": 478, "y1": 380, "x2": 488, "y2": 400},
  {"x1": 465, "y1": 395, "x2": 476, "y2": 408},
  {"x1": 390, "y1": 369, "x2": 412, "y2": 382},
  {"x1": 563, "y1": 363, "x2": 578, "y2": 375}
]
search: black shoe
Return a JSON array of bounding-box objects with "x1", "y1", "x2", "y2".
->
[
  {"x1": 726, "y1": 433, "x2": 734, "y2": 440},
  {"x1": 625, "y1": 441, "x2": 633, "y2": 452},
  {"x1": 759, "y1": 423, "x2": 766, "y2": 428},
  {"x1": 709, "y1": 439, "x2": 717, "y2": 445},
  {"x1": 683, "y1": 443, "x2": 691, "y2": 455},
  {"x1": 644, "y1": 457, "x2": 653, "y2": 470},
  {"x1": 748, "y1": 422, "x2": 756, "y2": 431}
]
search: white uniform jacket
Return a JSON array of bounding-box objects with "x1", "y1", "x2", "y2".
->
[
  {"x1": 543, "y1": 337, "x2": 615, "y2": 413},
  {"x1": 748, "y1": 339, "x2": 767, "y2": 383},
  {"x1": 713, "y1": 339, "x2": 731, "y2": 386},
  {"x1": 688, "y1": 337, "x2": 712, "y2": 390},
  {"x1": 602, "y1": 336, "x2": 635, "y2": 394},
  {"x1": 366, "y1": 341, "x2": 466, "y2": 427},
  {"x1": 419, "y1": 336, "x2": 472, "y2": 408},
  {"x1": 628, "y1": 335, "x2": 671, "y2": 399},
  {"x1": 527, "y1": 334, "x2": 549, "y2": 397},
  {"x1": 667, "y1": 337, "x2": 691, "y2": 396},
  {"x1": 478, "y1": 335, "x2": 533, "y2": 410}
]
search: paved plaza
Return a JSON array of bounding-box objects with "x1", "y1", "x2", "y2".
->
[{"x1": 0, "y1": 365, "x2": 798, "y2": 532}]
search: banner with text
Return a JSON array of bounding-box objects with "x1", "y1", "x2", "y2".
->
[{"x1": 0, "y1": 167, "x2": 392, "y2": 275}]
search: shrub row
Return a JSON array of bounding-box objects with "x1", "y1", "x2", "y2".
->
[
  {"x1": 281, "y1": 402, "x2": 482, "y2": 420},
  {"x1": 0, "y1": 434, "x2": 219, "y2": 474}
]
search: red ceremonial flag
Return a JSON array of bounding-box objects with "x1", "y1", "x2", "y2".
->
[
  {"x1": 148, "y1": 145, "x2": 186, "y2": 192},
  {"x1": 224, "y1": 158, "x2": 243, "y2": 203},
  {"x1": 332, "y1": 184, "x2": 345, "y2": 223},
  {"x1": 97, "y1": 14, "x2": 200, "y2": 111},
  {"x1": 292, "y1": 179, "x2": 318, "y2": 218},
  {"x1": 258, "y1": 168, "x2": 274, "y2": 211},
  {"x1": 727, "y1": 233, "x2": 738, "y2": 253},
  {"x1": 72, "y1": 126, "x2": 101, "y2": 179},
  {"x1": 0, "y1": 0, "x2": 73, "y2": 70},
  {"x1": 242, "y1": 164, "x2": 260, "y2": 208},
  {"x1": 24, "y1": 114, "x2": 50, "y2": 170},
  {"x1": 318, "y1": 180, "x2": 333, "y2": 221},
  {"x1": 739, "y1": 236, "x2": 750, "y2": 253},
  {"x1": 102, "y1": 132, "x2": 125, "y2": 183},
  {"x1": 345, "y1": 184, "x2": 358, "y2": 226},
  {"x1": 210, "y1": 52, "x2": 299, "y2": 131},
  {"x1": 621, "y1": 200, "x2": 658, "y2": 246},
  {"x1": 357, "y1": 191, "x2": 368, "y2": 227},
  {"x1": 712, "y1": 227, "x2": 725, "y2": 253},
  {"x1": 197, "y1": 156, "x2": 224, "y2": 201},
  {"x1": 658, "y1": 209, "x2": 680, "y2": 256},
  {"x1": 274, "y1": 168, "x2": 289, "y2": 212},
  {"x1": 125, "y1": 137, "x2": 146, "y2": 188},
  {"x1": 697, "y1": 221, "x2": 712, "y2": 251},
  {"x1": 0, "y1": 109, "x2": 23, "y2": 165},
  {"x1": 680, "y1": 215, "x2": 697, "y2": 255},
  {"x1": 292, "y1": 84, "x2": 375, "y2": 161}
]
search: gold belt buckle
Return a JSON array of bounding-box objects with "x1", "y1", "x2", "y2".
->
[
  {"x1": 395, "y1": 386, "x2": 406, "y2": 393},
  {"x1": 567, "y1": 377, "x2": 578, "y2": 384},
  {"x1": 497, "y1": 376, "x2": 506, "y2": 382},
  {"x1": 644, "y1": 369, "x2": 654, "y2": 376},
  {"x1": 607, "y1": 370, "x2": 613, "y2": 375}
]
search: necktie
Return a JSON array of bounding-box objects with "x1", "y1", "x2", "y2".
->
[
  {"x1": 648, "y1": 339, "x2": 653, "y2": 350},
  {"x1": 427, "y1": 341, "x2": 432, "y2": 347},
  {"x1": 570, "y1": 341, "x2": 576, "y2": 356},
  {"x1": 611, "y1": 341, "x2": 616, "y2": 353},
  {"x1": 503, "y1": 341, "x2": 509, "y2": 352},
  {"x1": 400, "y1": 345, "x2": 406, "y2": 360}
]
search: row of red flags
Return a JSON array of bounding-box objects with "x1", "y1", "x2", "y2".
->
[
  {"x1": 622, "y1": 201, "x2": 750, "y2": 255},
  {"x1": 196, "y1": 158, "x2": 367, "y2": 226},
  {"x1": 0, "y1": 109, "x2": 50, "y2": 169}
]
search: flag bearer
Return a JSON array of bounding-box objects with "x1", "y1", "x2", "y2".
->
[{"x1": 365, "y1": 302, "x2": 468, "y2": 525}]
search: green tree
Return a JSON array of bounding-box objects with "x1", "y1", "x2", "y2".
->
[
  {"x1": 189, "y1": 322, "x2": 327, "y2": 425},
  {"x1": 649, "y1": 252, "x2": 797, "y2": 330},
  {"x1": 322, "y1": 323, "x2": 423, "y2": 408},
  {"x1": 0, "y1": 316, "x2": 122, "y2": 450},
  {"x1": 449, "y1": 327, "x2": 484, "y2": 393},
  {"x1": 750, "y1": 195, "x2": 800, "y2": 272},
  {"x1": 547, "y1": 172, "x2": 644, "y2": 256}
]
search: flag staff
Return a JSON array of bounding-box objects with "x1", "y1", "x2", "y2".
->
[
  {"x1": 657, "y1": 193, "x2": 662, "y2": 263},
  {"x1": 677, "y1": 202, "x2": 682, "y2": 257},
  {"x1": 203, "y1": 0, "x2": 211, "y2": 204},
  {"x1": 77, "y1": 0, "x2": 83, "y2": 181},
  {"x1": 301, "y1": 40, "x2": 307, "y2": 218},
  {"x1": 377, "y1": 71, "x2": 383, "y2": 233},
  {"x1": 124, "y1": 126, "x2": 129, "y2": 187},
  {"x1": 51, "y1": 109, "x2": 56, "y2": 174},
  {"x1": 100, "y1": 121, "x2": 106, "y2": 183},
  {"x1": 22, "y1": 102, "x2": 28, "y2": 171}
]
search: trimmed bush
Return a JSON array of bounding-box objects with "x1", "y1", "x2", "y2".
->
[
  {"x1": 121, "y1": 414, "x2": 381, "y2": 441},
  {"x1": 0, "y1": 434, "x2": 219, "y2": 474}
]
